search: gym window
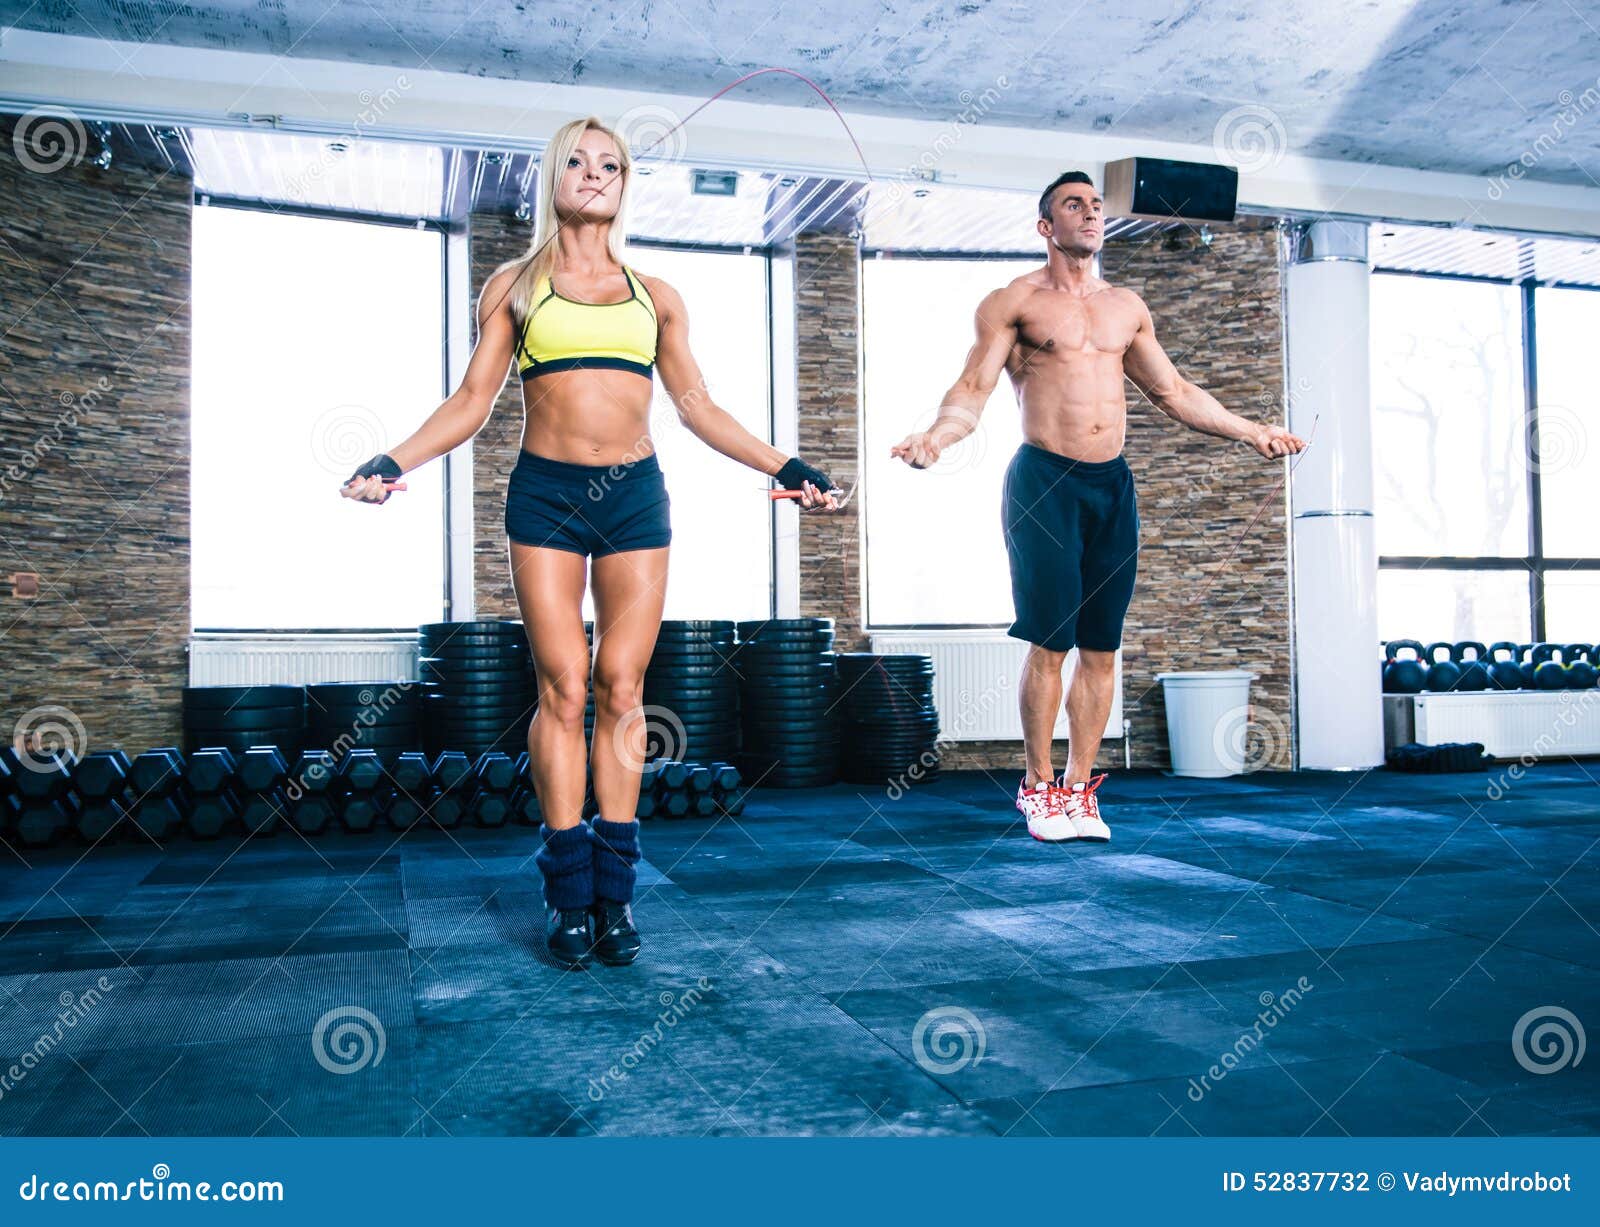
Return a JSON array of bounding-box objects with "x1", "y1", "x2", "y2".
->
[
  {"x1": 1371, "y1": 270, "x2": 1600, "y2": 644},
  {"x1": 632, "y1": 245, "x2": 774, "y2": 622},
  {"x1": 190, "y1": 203, "x2": 448, "y2": 629},
  {"x1": 861, "y1": 255, "x2": 1036, "y2": 628}
]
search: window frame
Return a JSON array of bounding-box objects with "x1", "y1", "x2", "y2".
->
[{"x1": 1370, "y1": 267, "x2": 1600, "y2": 641}]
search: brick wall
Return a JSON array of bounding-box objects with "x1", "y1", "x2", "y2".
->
[
  {"x1": 793, "y1": 222, "x2": 1291, "y2": 773},
  {"x1": 1103, "y1": 224, "x2": 1291, "y2": 772},
  {"x1": 467, "y1": 212, "x2": 530, "y2": 620},
  {"x1": 0, "y1": 117, "x2": 191, "y2": 755},
  {"x1": 793, "y1": 232, "x2": 868, "y2": 652}
]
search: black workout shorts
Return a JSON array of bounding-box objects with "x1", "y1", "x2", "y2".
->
[
  {"x1": 1001, "y1": 442, "x2": 1140, "y2": 653},
  {"x1": 505, "y1": 449, "x2": 672, "y2": 557}
]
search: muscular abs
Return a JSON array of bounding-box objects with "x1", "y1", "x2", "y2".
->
[{"x1": 1006, "y1": 286, "x2": 1143, "y2": 464}]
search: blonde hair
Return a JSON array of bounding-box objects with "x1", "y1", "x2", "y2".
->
[{"x1": 494, "y1": 116, "x2": 635, "y2": 330}]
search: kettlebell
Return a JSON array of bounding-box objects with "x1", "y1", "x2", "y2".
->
[
  {"x1": 1451, "y1": 641, "x2": 1490, "y2": 691},
  {"x1": 1423, "y1": 641, "x2": 1463, "y2": 692},
  {"x1": 1532, "y1": 642, "x2": 1568, "y2": 690},
  {"x1": 1518, "y1": 643, "x2": 1539, "y2": 688},
  {"x1": 1563, "y1": 643, "x2": 1598, "y2": 689},
  {"x1": 1486, "y1": 641, "x2": 1524, "y2": 691},
  {"x1": 1382, "y1": 640, "x2": 1427, "y2": 694}
]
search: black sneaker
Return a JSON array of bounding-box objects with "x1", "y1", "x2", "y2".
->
[
  {"x1": 546, "y1": 907, "x2": 594, "y2": 969},
  {"x1": 591, "y1": 901, "x2": 641, "y2": 966}
]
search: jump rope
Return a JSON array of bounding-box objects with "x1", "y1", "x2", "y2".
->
[{"x1": 352, "y1": 67, "x2": 1314, "y2": 708}]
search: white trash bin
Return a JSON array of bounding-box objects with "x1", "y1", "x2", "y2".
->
[{"x1": 1154, "y1": 670, "x2": 1260, "y2": 778}]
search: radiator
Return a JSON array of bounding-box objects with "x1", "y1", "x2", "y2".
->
[
  {"x1": 867, "y1": 630, "x2": 1122, "y2": 741},
  {"x1": 1383, "y1": 691, "x2": 1600, "y2": 758},
  {"x1": 188, "y1": 635, "x2": 420, "y2": 686}
]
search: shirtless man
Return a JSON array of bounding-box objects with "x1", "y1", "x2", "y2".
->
[{"x1": 890, "y1": 170, "x2": 1305, "y2": 843}]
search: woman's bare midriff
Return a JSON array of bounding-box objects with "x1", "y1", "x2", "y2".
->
[{"x1": 518, "y1": 369, "x2": 658, "y2": 465}]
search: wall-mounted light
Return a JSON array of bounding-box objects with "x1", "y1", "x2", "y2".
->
[{"x1": 691, "y1": 169, "x2": 738, "y2": 197}]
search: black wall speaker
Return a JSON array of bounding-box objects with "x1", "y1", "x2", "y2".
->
[{"x1": 1103, "y1": 157, "x2": 1238, "y2": 223}]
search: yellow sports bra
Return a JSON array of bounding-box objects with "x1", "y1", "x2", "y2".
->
[{"x1": 514, "y1": 265, "x2": 658, "y2": 382}]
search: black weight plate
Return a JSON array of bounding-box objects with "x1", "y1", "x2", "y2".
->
[
  {"x1": 740, "y1": 692, "x2": 836, "y2": 712},
  {"x1": 648, "y1": 648, "x2": 737, "y2": 668},
  {"x1": 426, "y1": 717, "x2": 534, "y2": 737},
  {"x1": 835, "y1": 653, "x2": 932, "y2": 669},
  {"x1": 644, "y1": 689, "x2": 738, "y2": 708},
  {"x1": 422, "y1": 680, "x2": 538, "y2": 698},
  {"x1": 736, "y1": 755, "x2": 838, "y2": 774},
  {"x1": 182, "y1": 686, "x2": 304, "y2": 712},
  {"x1": 420, "y1": 620, "x2": 523, "y2": 637},
  {"x1": 664, "y1": 719, "x2": 742, "y2": 739},
  {"x1": 419, "y1": 627, "x2": 525, "y2": 646},
  {"x1": 306, "y1": 700, "x2": 422, "y2": 722},
  {"x1": 733, "y1": 639, "x2": 833, "y2": 655},
  {"x1": 184, "y1": 708, "x2": 304, "y2": 734},
  {"x1": 420, "y1": 642, "x2": 529, "y2": 661},
  {"x1": 646, "y1": 658, "x2": 736, "y2": 677},
  {"x1": 740, "y1": 731, "x2": 839, "y2": 751},
  {"x1": 658, "y1": 619, "x2": 736, "y2": 636},
  {"x1": 737, "y1": 618, "x2": 833, "y2": 634},
  {"x1": 417, "y1": 654, "x2": 531, "y2": 672},
  {"x1": 419, "y1": 665, "x2": 531, "y2": 684},
  {"x1": 843, "y1": 733, "x2": 942, "y2": 751},
  {"x1": 844, "y1": 715, "x2": 941, "y2": 733},
  {"x1": 305, "y1": 682, "x2": 417, "y2": 703},
  {"x1": 843, "y1": 710, "x2": 940, "y2": 727},
  {"x1": 734, "y1": 660, "x2": 834, "y2": 677}
]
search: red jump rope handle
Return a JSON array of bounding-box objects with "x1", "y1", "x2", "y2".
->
[{"x1": 345, "y1": 478, "x2": 408, "y2": 493}]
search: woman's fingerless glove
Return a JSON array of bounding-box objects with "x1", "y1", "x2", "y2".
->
[
  {"x1": 775, "y1": 456, "x2": 834, "y2": 493},
  {"x1": 347, "y1": 453, "x2": 403, "y2": 485}
]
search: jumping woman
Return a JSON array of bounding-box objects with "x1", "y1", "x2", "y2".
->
[{"x1": 342, "y1": 116, "x2": 841, "y2": 967}]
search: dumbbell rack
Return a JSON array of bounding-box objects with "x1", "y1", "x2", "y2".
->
[{"x1": 1382, "y1": 691, "x2": 1600, "y2": 760}]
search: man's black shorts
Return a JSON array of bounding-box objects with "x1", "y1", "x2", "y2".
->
[{"x1": 1001, "y1": 443, "x2": 1139, "y2": 653}]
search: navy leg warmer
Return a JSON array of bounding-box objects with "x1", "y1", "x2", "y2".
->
[
  {"x1": 590, "y1": 818, "x2": 641, "y2": 904},
  {"x1": 536, "y1": 823, "x2": 594, "y2": 910}
]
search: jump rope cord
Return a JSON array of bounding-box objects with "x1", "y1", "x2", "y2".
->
[
  {"x1": 489, "y1": 66, "x2": 1304, "y2": 616},
  {"x1": 1182, "y1": 413, "x2": 1320, "y2": 609}
]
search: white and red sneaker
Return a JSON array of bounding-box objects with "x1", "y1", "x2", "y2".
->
[
  {"x1": 1016, "y1": 777, "x2": 1077, "y2": 842},
  {"x1": 1057, "y1": 772, "x2": 1110, "y2": 842}
]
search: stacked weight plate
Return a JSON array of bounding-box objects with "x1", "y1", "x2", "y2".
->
[
  {"x1": 418, "y1": 621, "x2": 537, "y2": 758},
  {"x1": 182, "y1": 686, "x2": 305, "y2": 757},
  {"x1": 834, "y1": 653, "x2": 941, "y2": 785},
  {"x1": 644, "y1": 621, "x2": 739, "y2": 763},
  {"x1": 304, "y1": 681, "x2": 422, "y2": 763},
  {"x1": 733, "y1": 618, "x2": 838, "y2": 787}
]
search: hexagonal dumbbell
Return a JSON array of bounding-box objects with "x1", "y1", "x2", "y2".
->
[
  {"x1": 289, "y1": 794, "x2": 336, "y2": 836},
  {"x1": 236, "y1": 746, "x2": 289, "y2": 794},
  {"x1": 473, "y1": 751, "x2": 518, "y2": 794},
  {"x1": 338, "y1": 749, "x2": 384, "y2": 794},
  {"x1": 708, "y1": 763, "x2": 741, "y2": 792},
  {"x1": 74, "y1": 796, "x2": 128, "y2": 843},
  {"x1": 131, "y1": 795, "x2": 185, "y2": 842},
  {"x1": 510, "y1": 786, "x2": 542, "y2": 826},
  {"x1": 469, "y1": 789, "x2": 511, "y2": 828},
  {"x1": 184, "y1": 747, "x2": 237, "y2": 795},
  {"x1": 14, "y1": 799, "x2": 71, "y2": 847},
  {"x1": 290, "y1": 750, "x2": 336, "y2": 795},
  {"x1": 390, "y1": 751, "x2": 432, "y2": 794},
  {"x1": 240, "y1": 790, "x2": 285, "y2": 835},
  {"x1": 427, "y1": 790, "x2": 466, "y2": 829},
  {"x1": 386, "y1": 793, "x2": 424, "y2": 831},
  {"x1": 4, "y1": 747, "x2": 74, "y2": 802},
  {"x1": 340, "y1": 791, "x2": 384, "y2": 833},
  {"x1": 431, "y1": 751, "x2": 473, "y2": 795},
  {"x1": 73, "y1": 750, "x2": 131, "y2": 801},
  {"x1": 129, "y1": 748, "x2": 184, "y2": 799},
  {"x1": 188, "y1": 790, "x2": 240, "y2": 840}
]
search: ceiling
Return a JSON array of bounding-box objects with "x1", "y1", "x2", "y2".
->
[{"x1": 4, "y1": 0, "x2": 1598, "y2": 189}]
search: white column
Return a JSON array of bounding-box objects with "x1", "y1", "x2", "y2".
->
[{"x1": 1286, "y1": 220, "x2": 1384, "y2": 770}]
